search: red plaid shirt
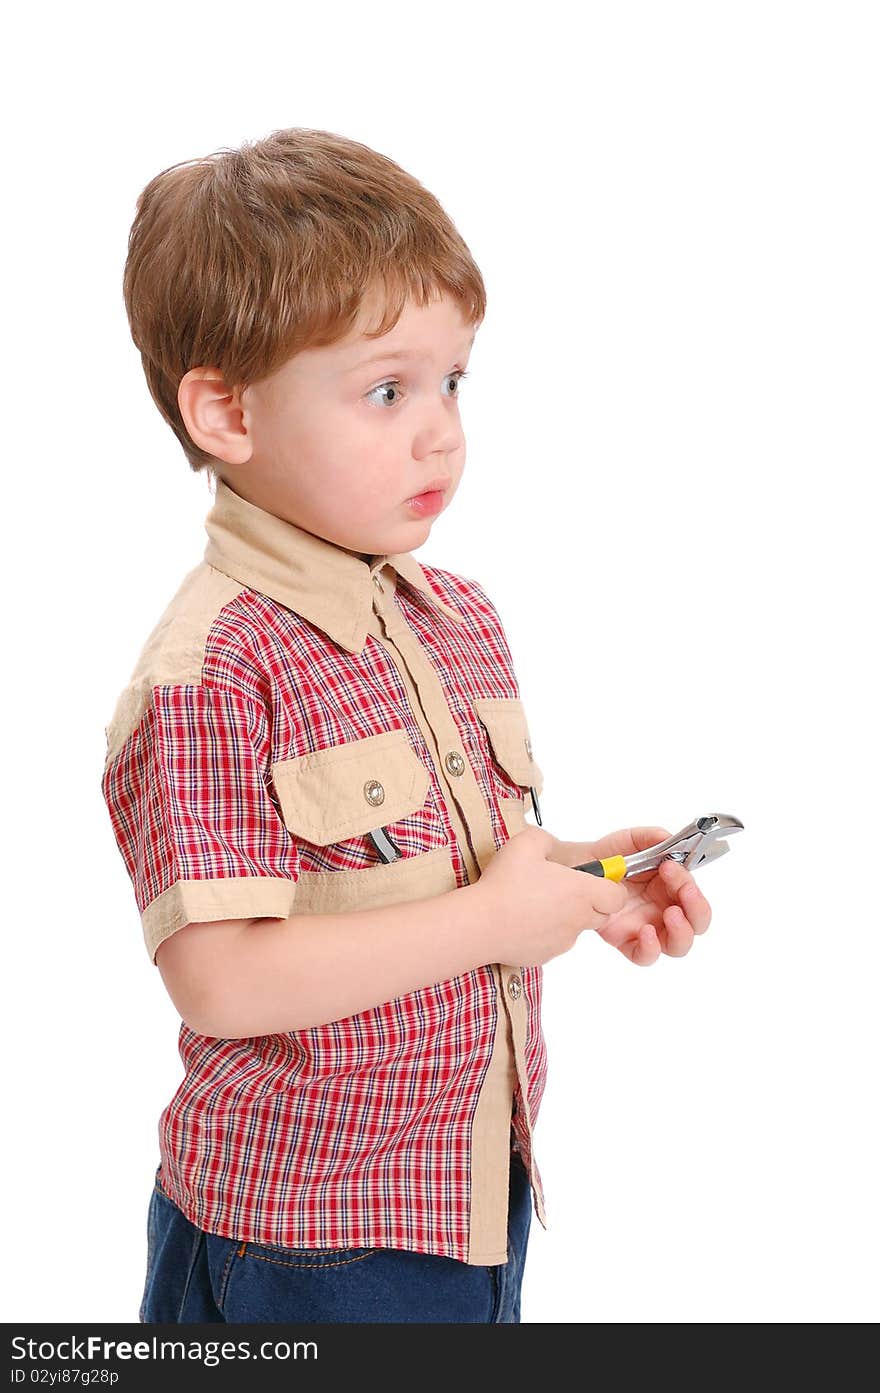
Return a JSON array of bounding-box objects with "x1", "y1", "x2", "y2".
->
[{"x1": 101, "y1": 477, "x2": 548, "y2": 1265}]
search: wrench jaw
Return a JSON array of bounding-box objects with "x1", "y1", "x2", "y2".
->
[
  {"x1": 622, "y1": 822, "x2": 702, "y2": 876},
  {"x1": 682, "y1": 823, "x2": 716, "y2": 869},
  {"x1": 623, "y1": 814, "x2": 743, "y2": 877},
  {"x1": 683, "y1": 837, "x2": 730, "y2": 869}
]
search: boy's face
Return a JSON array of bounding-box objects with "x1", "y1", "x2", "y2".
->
[{"x1": 211, "y1": 285, "x2": 476, "y2": 559}]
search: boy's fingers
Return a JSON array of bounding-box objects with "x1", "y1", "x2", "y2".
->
[
  {"x1": 630, "y1": 826, "x2": 672, "y2": 852},
  {"x1": 629, "y1": 924, "x2": 661, "y2": 966},
  {"x1": 661, "y1": 906, "x2": 695, "y2": 956},
  {"x1": 659, "y1": 860, "x2": 712, "y2": 934},
  {"x1": 585, "y1": 877, "x2": 628, "y2": 917}
]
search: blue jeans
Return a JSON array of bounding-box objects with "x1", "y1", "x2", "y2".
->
[{"x1": 139, "y1": 1151, "x2": 532, "y2": 1323}]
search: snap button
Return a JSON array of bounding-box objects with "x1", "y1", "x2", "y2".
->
[
  {"x1": 445, "y1": 750, "x2": 465, "y2": 777},
  {"x1": 363, "y1": 779, "x2": 385, "y2": 807},
  {"x1": 507, "y1": 974, "x2": 523, "y2": 1001},
  {"x1": 372, "y1": 574, "x2": 383, "y2": 589},
  {"x1": 524, "y1": 735, "x2": 533, "y2": 758}
]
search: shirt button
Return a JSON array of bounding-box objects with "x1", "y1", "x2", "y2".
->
[
  {"x1": 445, "y1": 750, "x2": 466, "y2": 777},
  {"x1": 364, "y1": 779, "x2": 385, "y2": 806},
  {"x1": 507, "y1": 974, "x2": 523, "y2": 1001}
]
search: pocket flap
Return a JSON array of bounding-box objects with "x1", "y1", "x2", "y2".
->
[
  {"x1": 472, "y1": 697, "x2": 544, "y2": 794},
  {"x1": 271, "y1": 728, "x2": 431, "y2": 845}
]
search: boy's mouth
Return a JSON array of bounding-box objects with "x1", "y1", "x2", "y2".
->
[{"x1": 406, "y1": 477, "x2": 449, "y2": 517}]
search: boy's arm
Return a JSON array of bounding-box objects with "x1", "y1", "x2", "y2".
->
[{"x1": 157, "y1": 880, "x2": 495, "y2": 1038}]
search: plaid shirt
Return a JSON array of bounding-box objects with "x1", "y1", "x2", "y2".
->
[{"x1": 101, "y1": 478, "x2": 548, "y2": 1265}]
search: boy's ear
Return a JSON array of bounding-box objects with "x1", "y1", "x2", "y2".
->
[{"x1": 178, "y1": 367, "x2": 252, "y2": 466}]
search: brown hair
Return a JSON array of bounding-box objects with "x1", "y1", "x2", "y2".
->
[{"x1": 122, "y1": 127, "x2": 487, "y2": 475}]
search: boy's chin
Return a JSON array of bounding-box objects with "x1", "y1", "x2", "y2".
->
[
  {"x1": 374, "y1": 514, "x2": 436, "y2": 554},
  {"x1": 338, "y1": 507, "x2": 438, "y2": 560},
  {"x1": 401, "y1": 514, "x2": 436, "y2": 545}
]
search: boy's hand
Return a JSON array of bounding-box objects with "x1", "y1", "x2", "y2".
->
[{"x1": 555, "y1": 827, "x2": 713, "y2": 967}]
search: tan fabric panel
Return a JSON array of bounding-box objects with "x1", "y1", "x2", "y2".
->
[
  {"x1": 272, "y1": 729, "x2": 431, "y2": 845},
  {"x1": 291, "y1": 845, "x2": 457, "y2": 915},
  {"x1": 143, "y1": 874, "x2": 298, "y2": 965},
  {"x1": 472, "y1": 697, "x2": 545, "y2": 795},
  {"x1": 104, "y1": 563, "x2": 246, "y2": 764},
  {"x1": 467, "y1": 962, "x2": 517, "y2": 1264},
  {"x1": 498, "y1": 966, "x2": 548, "y2": 1224}
]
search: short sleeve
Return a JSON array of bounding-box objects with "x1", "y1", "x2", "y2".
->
[{"x1": 101, "y1": 683, "x2": 300, "y2": 964}]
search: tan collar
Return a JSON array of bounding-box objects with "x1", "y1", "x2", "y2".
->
[{"x1": 203, "y1": 477, "x2": 467, "y2": 654}]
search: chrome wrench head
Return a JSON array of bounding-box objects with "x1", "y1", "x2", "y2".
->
[{"x1": 624, "y1": 814, "x2": 744, "y2": 876}]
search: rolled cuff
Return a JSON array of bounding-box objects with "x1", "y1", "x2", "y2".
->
[{"x1": 142, "y1": 875, "x2": 298, "y2": 964}]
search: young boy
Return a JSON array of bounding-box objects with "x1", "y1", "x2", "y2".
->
[{"x1": 101, "y1": 127, "x2": 712, "y2": 1325}]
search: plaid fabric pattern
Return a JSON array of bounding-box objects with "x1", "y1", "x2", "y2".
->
[
  {"x1": 108, "y1": 681, "x2": 301, "y2": 905},
  {"x1": 101, "y1": 482, "x2": 548, "y2": 1264}
]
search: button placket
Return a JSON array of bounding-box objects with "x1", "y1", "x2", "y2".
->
[
  {"x1": 365, "y1": 590, "x2": 544, "y2": 1223},
  {"x1": 369, "y1": 604, "x2": 495, "y2": 872},
  {"x1": 376, "y1": 616, "x2": 541, "y2": 1212},
  {"x1": 364, "y1": 610, "x2": 482, "y2": 887},
  {"x1": 499, "y1": 966, "x2": 545, "y2": 1215},
  {"x1": 388, "y1": 633, "x2": 498, "y2": 872}
]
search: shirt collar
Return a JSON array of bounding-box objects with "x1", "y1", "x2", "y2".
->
[{"x1": 203, "y1": 477, "x2": 467, "y2": 654}]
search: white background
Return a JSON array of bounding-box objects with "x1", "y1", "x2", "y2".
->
[{"x1": 4, "y1": 0, "x2": 877, "y2": 1324}]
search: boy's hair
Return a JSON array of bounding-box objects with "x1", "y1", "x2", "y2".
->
[{"x1": 122, "y1": 127, "x2": 487, "y2": 475}]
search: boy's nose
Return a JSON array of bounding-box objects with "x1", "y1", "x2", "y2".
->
[{"x1": 415, "y1": 406, "x2": 465, "y2": 458}]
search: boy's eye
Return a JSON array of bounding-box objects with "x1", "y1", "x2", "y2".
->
[{"x1": 365, "y1": 369, "x2": 469, "y2": 408}]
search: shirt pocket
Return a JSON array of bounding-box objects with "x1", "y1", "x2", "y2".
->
[
  {"x1": 270, "y1": 728, "x2": 457, "y2": 913},
  {"x1": 471, "y1": 697, "x2": 544, "y2": 840}
]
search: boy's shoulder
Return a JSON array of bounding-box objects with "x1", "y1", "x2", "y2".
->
[
  {"x1": 103, "y1": 561, "x2": 266, "y2": 765},
  {"x1": 408, "y1": 558, "x2": 505, "y2": 628}
]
